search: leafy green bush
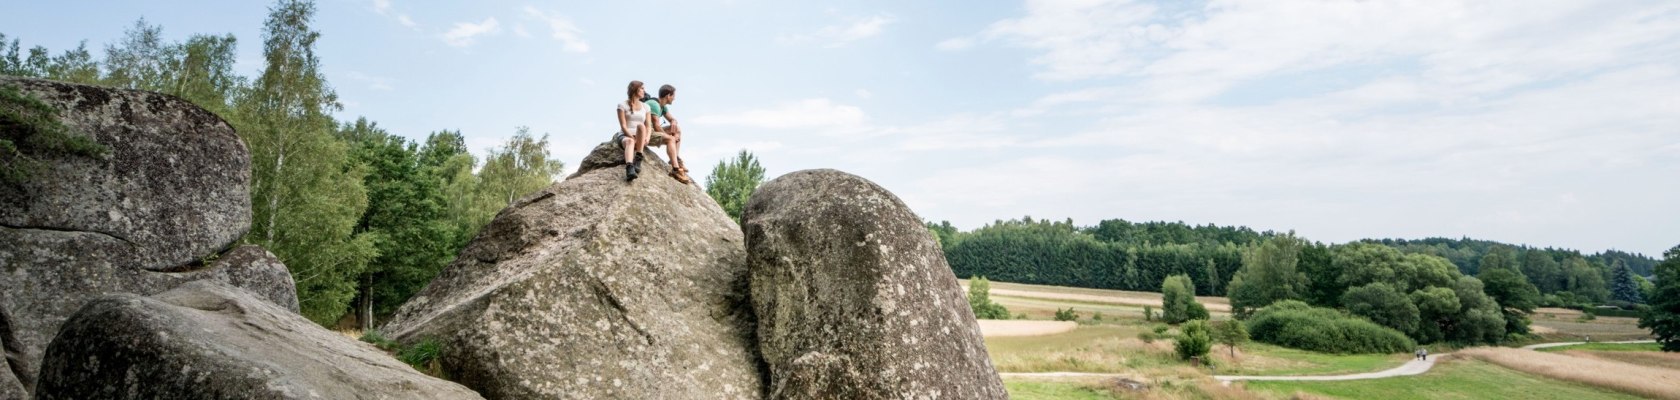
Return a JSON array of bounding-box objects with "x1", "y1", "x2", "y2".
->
[
  {"x1": 1175, "y1": 319, "x2": 1213, "y2": 360},
  {"x1": 1053, "y1": 307, "x2": 1079, "y2": 321},
  {"x1": 1138, "y1": 331, "x2": 1157, "y2": 343},
  {"x1": 967, "y1": 276, "x2": 1012, "y2": 319},
  {"x1": 1245, "y1": 300, "x2": 1416, "y2": 354}
]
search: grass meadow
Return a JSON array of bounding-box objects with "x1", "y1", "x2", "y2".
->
[{"x1": 979, "y1": 280, "x2": 1670, "y2": 399}]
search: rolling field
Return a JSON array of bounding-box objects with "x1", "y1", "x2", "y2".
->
[
  {"x1": 976, "y1": 280, "x2": 1670, "y2": 400},
  {"x1": 1245, "y1": 358, "x2": 1645, "y2": 400}
]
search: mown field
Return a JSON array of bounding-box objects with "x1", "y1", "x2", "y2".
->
[{"x1": 980, "y1": 280, "x2": 1671, "y2": 400}]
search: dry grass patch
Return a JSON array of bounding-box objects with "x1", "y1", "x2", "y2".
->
[
  {"x1": 967, "y1": 281, "x2": 1233, "y2": 312},
  {"x1": 1563, "y1": 350, "x2": 1680, "y2": 371},
  {"x1": 1458, "y1": 347, "x2": 1680, "y2": 399},
  {"x1": 1530, "y1": 315, "x2": 1651, "y2": 341}
]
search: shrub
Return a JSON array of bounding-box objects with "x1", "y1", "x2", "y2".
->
[
  {"x1": 1175, "y1": 320, "x2": 1213, "y2": 360},
  {"x1": 1245, "y1": 301, "x2": 1416, "y2": 354},
  {"x1": 1054, "y1": 307, "x2": 1079, "y2": 321},
  {"x1": 1138, "y1": 331, "x2": 1157, "y2": 343},
  {"x1": 1091, "y1": 311, "x2": 1104, "y2": 322},
  {"x1": 967, "y1": 276, "x2": 1012, "y2": 319},
  {"x1": 1161, "y1": 274, "x2": 1205, "y2": 324},
  {"x1": 1143, "y1": 306, "x2": 1154, "y2": 321}
]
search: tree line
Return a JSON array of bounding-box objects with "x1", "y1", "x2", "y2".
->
[{"x1": 1, "y1": 0, "x2": 564, "y2": 327}]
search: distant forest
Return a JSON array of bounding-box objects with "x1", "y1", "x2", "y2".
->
[{"x1": 932, "y1": 217, "x2": 1659, "y2": 303}]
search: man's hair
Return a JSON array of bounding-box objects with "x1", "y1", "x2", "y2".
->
[{"x1": 658, "y1": 84, "x2": 676, "y2": 98}]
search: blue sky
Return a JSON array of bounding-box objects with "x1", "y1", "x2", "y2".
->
[{"x1": 5, "y1": 1, "x2": 1677, "y2": 256}]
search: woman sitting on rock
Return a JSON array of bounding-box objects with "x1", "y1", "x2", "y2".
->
[{"x1": 616, "y1": 80, "x2": 653, "y2": 181}]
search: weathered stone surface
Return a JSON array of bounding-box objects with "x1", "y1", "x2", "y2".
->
[
  {"x1": 0, "y1": 76, "x2": 251, "y2": 272},
  {"x1": 382, "y1": 141, "x2": 761, "y2": 399},
  {"x1": 571, "y1": 131, "x2": 670, "y2": 179},
  {"x1": 0, "y1": 241, "x2": 298, "y2": 397},
  {"x1": 743, "y1": 169, "x2": 1006, "y2": 399},
  {"x1": 33, "y1": 282, "x2": 482, "y2": 400},
  {"x1": 0, "y1": 307, "x2": 23, "y2": 400},
  {"x1": 0, "y1": 78, "x2": 296, "y2": 397}
]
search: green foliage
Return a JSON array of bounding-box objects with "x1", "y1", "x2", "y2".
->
[
  {"x1": 1053, "y1": 307, "x2": 1079, "y2": 322},
  {"x1": 1143, "y1": 305, "x2": 1154, "y2": 321},
  {"x1": 1227, "y1": 234, "x2": 1306, "y2": 318},
  {"x1": 1090, "y1": 311, "x2": 1103, "y2": 322},
  {"x1": 1448, "y1": 277, "x2": 1508, "y2": 344},
  {"x1": 360, "y1": 331, "x2": 445, "y2": 375},
  {"x1": 236, "y1": 0, "x2": 378, "y2": 324},
  {"x1": 1245, "y1": 300, "x2": 1416, "y2": 354},
  {"x1": 704, "y1": 149, "x2": 765, "y2": 222},
  {"x1": 339, "y1": 118, "x2": 458, "y2": 328},
  {"x1": 1137, "y1": 331, "x2": 1157, "y2": 343},
  {"x1": 0, "y1": 84, "x2": 109, "y2": 184},
  {"x1": 1409, "y1": 286, "x2": 1460, "y2": 344},
  {"x1": 1610, "y1": 260, "x2": 1644, "y2": 304},
  {"x1": 477, "y1": 126, "x2": 563, "y2": 206},
  {"x1": 945, "y1": 217, "x2": 1246, "y2": 296},
  {"x1": 1639, "y1": 245, "x2": 1680, "y2": 352},
  {"x1": 1342, "y1": 283, "x2": 1420, "y2": 336},
  {"x1": 1175, "y1": 319, "x2": 1213, "y2": 360},
  {"x1": 966, "y1": 276, "x2": 1011, "y2": 320},
  {"x1": 1161, "y1": 274, "x2": 1206, "y2": 323},
  {"x1": 1479, "y1": 266, "x2": 1539, "y2": 336},
  {"x1": 1212, "y1": 319, "x2": 1249, "y2": 357}
]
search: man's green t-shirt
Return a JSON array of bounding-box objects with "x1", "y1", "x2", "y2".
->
[{"x1": 644, "y1": 99, "x2": 666, "y2": 119}]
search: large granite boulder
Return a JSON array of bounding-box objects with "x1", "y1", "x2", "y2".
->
[
  {"x1": 380, "y1": 142, "x2": 761, "y2": 399},
  {"x1": 0, "y1": 76, "x2": 250, "y2": 272},
  {"x1": 742, "y1": 169, "x2": 1006, "y2": 399},
  {"x1": 0, "y1": 78, "x2": 297, "y2": 397},
  {"x1": 33, "y1": 282, "x2": 482, "y2": 400}
]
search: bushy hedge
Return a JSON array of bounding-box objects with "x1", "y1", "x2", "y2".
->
[{"x1": 1245, "y1": 300, "x2": 1416, "y2": 354}]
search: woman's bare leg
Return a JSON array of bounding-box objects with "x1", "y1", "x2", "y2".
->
[{"x1": 622, "y1": 134, "x2": 635, "y2": 163}]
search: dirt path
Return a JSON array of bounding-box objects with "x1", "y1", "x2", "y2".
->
[
  {"x1": 1520, "y1": 340, "x2": 1656, "y2": 350},
  {"x1": 1213, "y1": 355, "x2": 1441, "y2": 382}
]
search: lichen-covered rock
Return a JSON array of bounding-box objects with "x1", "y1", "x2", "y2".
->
[
  {"x1": 0, "y1": 76, "x2": 250, "y2": 272},
  {"x1": 32, "y1": 282, "x2": 482, "y2": 400},
  {"x1": 381, "y1": 142, "x2": 761, "y2": 399},
  {"x1": 0, "y1": 78, "x2": 297, "y2": 398},
  {"x1": 742, "y1": 169, "x2": 1006, "y2": 399}
]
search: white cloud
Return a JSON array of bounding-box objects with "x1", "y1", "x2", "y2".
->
[
  {"x1": 693, "y1": 98, "x2": 867, "y2": 130},
  {"x1": 778, "y1": 13, "x2": 895, "y2": 47},
  {"x1": 442, "y1": 17, "x2": 501, "y2": 47},
  {"x1": 523, "y1": 7, "x2": 590, "y2": 53},
  {"x1": 935, "y1": 37, "x2": 974, "y2": 51},
  {"x1": 371, "y1": 0, "x2": 391, "y2": 14},
  {"x1": 397, "y1": 14, "x2": 417, "y2": 28},
  {"x1": 344, "y1": 71, "x2": 394, "y2": 91}
]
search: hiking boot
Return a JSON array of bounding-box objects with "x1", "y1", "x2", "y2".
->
[
  {"x1": 625, "y1": 163, "x2": 638, "y2": 181},
  {"x1": 669, "y1": 168, "x2": 691, "y2": 184},
  {"x1": 634, "y1": 152, "x2": 645, "y2": 165}
]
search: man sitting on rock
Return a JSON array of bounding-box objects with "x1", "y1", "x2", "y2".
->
[{"x1": 645, "y1": 84, "x2": 691, "y2": 184}]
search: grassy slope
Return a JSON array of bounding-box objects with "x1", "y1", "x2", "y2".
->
[
  {"x1": 1245, "y1": 359, "x2": 1644, "y2": 400},
  {"x1": 1537, "y1": 342, "x2": 1662, "y2": 352},
  {"x1": 1004, "y1": 380, "x2": 1122, "y2": 400}
]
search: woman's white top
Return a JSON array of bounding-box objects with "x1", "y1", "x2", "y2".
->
[{"x1": 618, "y1": 101, "x2": 647, "y2": 134}]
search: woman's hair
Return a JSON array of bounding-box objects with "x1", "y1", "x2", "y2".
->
[
  {"x1": 658, "y1": 84, "x2": 676, "y2": 99},
  {"x1": 627, "y1": 80, "x2": 644, "y2": 102}
]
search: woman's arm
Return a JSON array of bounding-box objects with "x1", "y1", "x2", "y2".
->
[{"x1": 617, "y1": 106, "x2": 631, "y2": 134}]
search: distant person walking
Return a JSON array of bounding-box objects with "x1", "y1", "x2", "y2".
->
[
  {"x1": 1420, "y1": 348, "x2": 1428, "y2": 360},
  {"x1": 645, "y1": 84, "x2": 690, "y2": 184},
  {"x1": 617, "y1": 81, "x2": 653, "y2": 181}
]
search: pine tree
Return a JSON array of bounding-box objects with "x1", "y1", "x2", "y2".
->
[
  {"x1": 1611, "y1": 259, "x2": 1644, "y2": 304},
  {"x1": 1638, "y1": 245, "x2": 1680, "y2": 351},
  {"x1": 704, "y1": 150, "x2": 766, "y2": 222}
]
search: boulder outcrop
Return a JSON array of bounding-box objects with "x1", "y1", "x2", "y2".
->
[
  {"x1": 0, "y1": 76, "x2": 251, "y2": 272},
  {"x1": 33, "y1": 282, "x2": 482, "y2": 400},
  {"x1": 742, "y1": 169, "x2": 1006, "y2": 399},
  {"x1": 0, "y1": 78, "x2": 297, "y2": 397},
  {"x1": 381, "y1": 143, "x2": 762, "y2": 399}
]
